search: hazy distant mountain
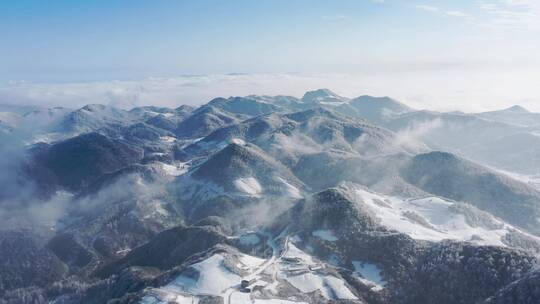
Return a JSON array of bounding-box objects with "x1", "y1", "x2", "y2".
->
[
  {"x1": 402, "y1": 151, "x2": 540, "y2": 234},
  {"x1": 460, "y1": 132, "x2": 540, "y2": 174},
  {"x1": 350, "y1": 104, "x2": 540, "y2": 176},
  {"x1": 333, "y1": 95, "x2": 412, "y2": 125},
  {"x1": 477, "y1": 105, "x2": 540, "y2": 128}
]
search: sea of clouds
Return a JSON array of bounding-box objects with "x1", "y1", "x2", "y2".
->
[{"x1": 1, "y1": 68, "x2": 539, "y2": 112}]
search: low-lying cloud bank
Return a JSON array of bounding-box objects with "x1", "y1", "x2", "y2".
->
[{"x1": 1, "y1": 69, "x2": 539, "y2": 112}]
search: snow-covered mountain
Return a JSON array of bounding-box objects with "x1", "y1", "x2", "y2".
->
[
  {"x1": 2, "y1": 91, "x2": 540, "y2": 304},
  {"x1": 302, "y1": 88, "x2": 350, "y2": 104},
  {"x1": 477, "y1": 105, "x2": 540, "y2": 128},
  {"x1": 358, "y1": 106, "x2": 540, "y2": 176}
]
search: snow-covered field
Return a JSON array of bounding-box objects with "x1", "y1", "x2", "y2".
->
[
  {"x1": 350, "y1": 187, "x2": 540, "y2": 247},
  {"x1": 352, "y1": 261, "x2": 386, "y2": 291},
  {"x1": 161, "y1": 162, "x2": 190, "y2": 176},
  {"x1": 164, "y1": 253, "x2": 255, "y2": 295},
  {"x1": 234, "y1": 177, "x2": 263, "y2": 196},
  {"x1": 140, "y1": 234, "x2": 359, "y2": 304}
]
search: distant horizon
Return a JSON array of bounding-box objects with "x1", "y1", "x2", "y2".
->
[
  {"x1": 2, "y1": 1, "x2": 540, "y2": 112},
  {"x1": 1, "y1": 72, "x2": 539, "y2": 113}
]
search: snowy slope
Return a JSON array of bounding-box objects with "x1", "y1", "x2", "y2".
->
[
  {"x1": 352, "y1": 261, "x2": 386, "y2": 291},
  {"x1": 140, "y1": 236, "x2": 361, "y2": 304},
  {"x1": 346, "y1": 185, "x2": 540, "y2": 247}
]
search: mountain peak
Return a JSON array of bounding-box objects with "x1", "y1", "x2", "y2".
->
[
  {"x1": 81, "y1": 104, "x2": 109, "y2": 112},
  {"x1": 351, "y1": 95, "x2": 411, "y2": 112},
  {"x1": 504, "y1": 105, "x2": 529, "y2": 113},
  {"x1": 302, "y1": 88, "x2": 346, "y2": 103}
]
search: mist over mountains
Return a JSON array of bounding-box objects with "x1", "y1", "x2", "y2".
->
[{"x1": 2, "y1": 89, "x2": 540, "y2": 304}]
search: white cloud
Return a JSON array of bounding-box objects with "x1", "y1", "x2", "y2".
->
[
  {"x1": 416, "y1": 5, "x2": 439, "y2": 12},
  {"x1": 445, "y1": 10, "x2": 471, "y2": 18},
  {"x1": 416, "y1": 5, "x2": 472, "y2": 19},
  {"x1": 2, "y1": 67, "x2": 540, "y2": 113},
  {"x1": 416, "y1": 1, "x2": 540, "y2": 30},
  {"x1": 500, "y1": 0, "x2": 533, "y2": 6},
  {"x1": 478, "y1": 0, "x2": 540, "y2": 30},
  {"x1": 395, "y1": 118, "x2": 444, "y2": 147}
]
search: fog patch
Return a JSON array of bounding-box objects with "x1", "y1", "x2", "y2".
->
[
  {"x1": 228, "y1": 196, "x2": 299, "y2": 231},
  {"x1": 0, "y1": 192, "x2": 72, "y2": 233},
  {"x1": 4, "y1": 70, "x2": 540, "y2": 112},
  {"x1": 72, "y1": 173, "x2": 168, "y2": 216},
  {"x1": 273, "y1": 133, "x2": 320, "y2": 156},
  {"x1": 394, "y1": 118, "x2": 443, "y2": 148}
]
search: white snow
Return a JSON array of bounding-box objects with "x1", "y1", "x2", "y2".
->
[
  {"x1": 115, "y1": 248, "x2": 131, "y2": 255},
  {"x1": 143, "y1": 251, "x2": 268, "y2": 303},
  {"x1": 166, "y1": 254, "x2": 241, "y2": 295},
  {"x1": 229, "y1": 292, "x2": 251, "y2": 303},
  {"x1": 222, "y1": 293, "x2": 310, "y2": 304},
  {"x1": 278, "y1": 241, "x2": 357, "y2": 300},
  {"x1": 160, "y1": 136, "x2": 177, "y2": 143},
  {"x1": 312, "y1": 230, "x2": 338, "y2": 241},
  {"x1": 276, "y1": 177, "x2": 302, "y2": 199},
  {"x1": 349, "y1": 187, "x2": 537, "y2": 246},
  {"x1": 149, "y1": 152, "x2": 166, "y2": 157},
  {"x1": 161, "y1": 162, "x2": 189, "y2": 176},
  {"x1": 238, "y1": 253, "x2": 266, "y2": 269},
  {"x1": 281, "y1": 242, "x2": 315, "y2": 264},
  {"x1": 352, "y1": 261, "x2": 386, "y2": 291},
  {"x1": 140, "y1": 292, "x2": 199, "y2": 304},
  {"x1": 139, "y1": 234, "x2": 355, "y2": 303},
  {"x1": 142, "y1": 111, "x2": 161, "y2": 117},
  {"x1": 318, "y1": 100, "x2": 348, "y2": 106},
  {"x1": 141, "y1": 111, "x2": 174, "y2": 118},
  {"x1": 27, "y1": 132, "x2": 68, "y2": 144},
  {"x1": 230, "y1": 138, "x2": 246, "y2": 145},
  {"x1": 234, "y1": 177, "x2": 263, "y2": 196},
  {"x1": 285, "y1": 272, "x2": 357, "y2": 300}
]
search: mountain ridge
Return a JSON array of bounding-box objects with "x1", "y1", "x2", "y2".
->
[{"x1": 3, "y1": 90, "x2": 540, "y2": 303}]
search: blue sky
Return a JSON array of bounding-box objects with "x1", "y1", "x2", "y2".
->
[
  {"x1": 2, "y1": 0, "x2": 538, "y2": 81},
  {"x1": 1, "y1": 0, "x2": 539, "y2": 110}
]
